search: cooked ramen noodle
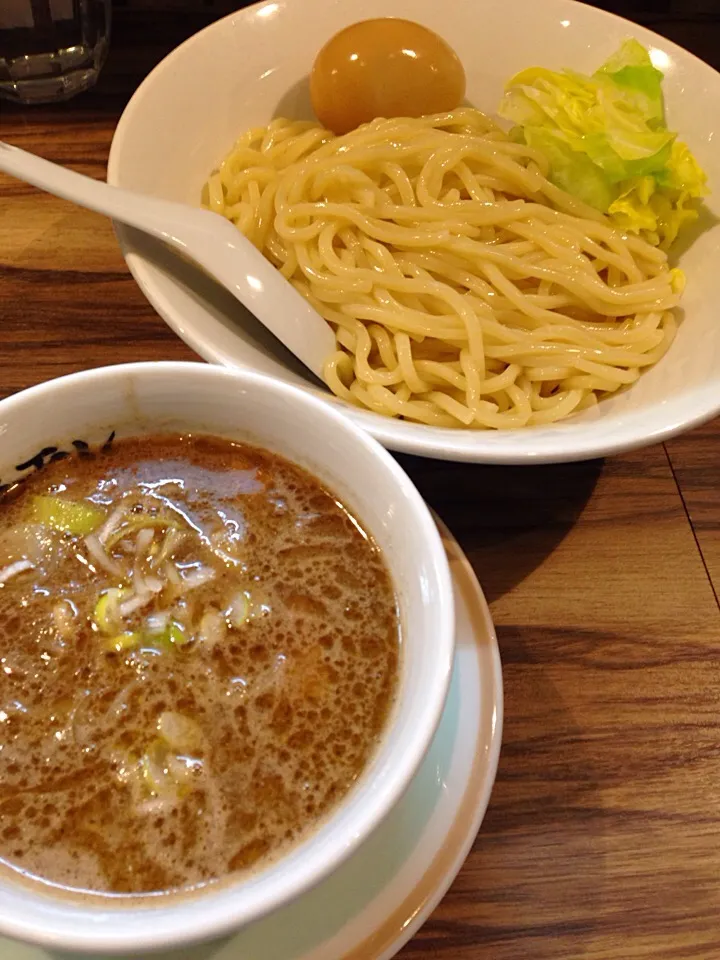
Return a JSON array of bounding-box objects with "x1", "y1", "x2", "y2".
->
[{"x1": 204, "y1": 108, "x2": 683, "y2": 429}]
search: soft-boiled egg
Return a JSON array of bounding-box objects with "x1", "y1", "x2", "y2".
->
[{"x1": 310, "y1": 18, "x2": 466, "y2": 136}]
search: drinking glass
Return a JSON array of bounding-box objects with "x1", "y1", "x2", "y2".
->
[{"x1": 0, "y1": 0, "x2": 111, "y2": 104}]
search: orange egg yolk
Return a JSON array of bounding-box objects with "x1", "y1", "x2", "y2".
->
[{"x1": 310, "y1": 18, "x2": 466, "y2": 136}]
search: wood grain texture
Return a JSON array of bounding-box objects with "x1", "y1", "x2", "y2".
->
[
  {"x1": 666, "y1": 422, "x2": 720, "y2": 600},
  {"x1": 3, "y1": 3, "x2": 720, "y2": 958},
  {"x1": 402, "y1": 447, "x2": 720, "y2": 959}
]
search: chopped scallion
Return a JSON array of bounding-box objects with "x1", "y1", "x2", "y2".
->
[
  {"x1": 104, "y1": 631, "x2": 142, "y2": 654},
  {"x1": 32, "y1": 496, "x2": 106, "y2": 536},
  {"x1": 105, "y1": 515, "x2": 181, "y2": 550},
  {"x1": 93, "y1": 588, "x2": 129, "y2": 634}
]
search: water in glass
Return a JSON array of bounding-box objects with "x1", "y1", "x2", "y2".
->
[{"x1": 0, "y1": 0, "x2": 111, "y2": 104}]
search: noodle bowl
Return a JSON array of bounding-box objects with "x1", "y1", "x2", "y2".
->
[{"x1": 205, "y1": 107, "x2": 682, "y2": 430}]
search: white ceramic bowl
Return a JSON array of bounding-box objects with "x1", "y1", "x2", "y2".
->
[
  {"x1": 0, "y1": 362, "x2": 454, "y2": 954},
  {"x1": 108, "y1": 0, "x2": 720, "y2": 464}
]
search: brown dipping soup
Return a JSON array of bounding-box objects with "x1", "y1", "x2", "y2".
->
[{"x1": 0, "y1": 434, "x2": 399, "y2": 895}]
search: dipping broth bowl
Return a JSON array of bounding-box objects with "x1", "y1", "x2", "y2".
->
[{"x1": 0, "y1": 361, "x2": 454, "y2": 954}]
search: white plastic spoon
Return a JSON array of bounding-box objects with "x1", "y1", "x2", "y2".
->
[{"x1": 0, "y1": 140, "x2": 336, "y2": 380}]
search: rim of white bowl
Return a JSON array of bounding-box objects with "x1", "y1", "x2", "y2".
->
[
  {"x1": 108, "y1": 0, "x2": 720, "y2": 463},
  {"x1": 0, "y1": 361, "x2": 455, "y2": 954}
]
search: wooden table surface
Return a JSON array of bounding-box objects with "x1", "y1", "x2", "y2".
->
[{"x1": 2, "y1": 2, "x2": 720, "y2": 957}]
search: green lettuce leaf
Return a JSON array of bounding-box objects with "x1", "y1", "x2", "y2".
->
[
  {"x1": 498, "y1": 39, "x2": 708, "y2": 248},
  {"x1": 521, "y1": 126, "x2": 619, "y2": 210},
  {"x1": 594, "y1": 37, "x2": 665, "y2": 126},
  {"x1": 608, "y1": 141, "x2": 708, "y2": 247}
]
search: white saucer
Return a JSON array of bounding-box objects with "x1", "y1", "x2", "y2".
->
[{"x1": 3, "y1": 521, "x2": 503, "y2": 960}]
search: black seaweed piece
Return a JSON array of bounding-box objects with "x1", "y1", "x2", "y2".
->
[
  {"x1": 5, "y1": 431, "x2": 117, "y2": 490},
  {"x1": 15, "y1": 446, "x2": 59, "y2": 472},
  {"x1": 71, "y1": 439, "x2": 93, "y2": 458}
]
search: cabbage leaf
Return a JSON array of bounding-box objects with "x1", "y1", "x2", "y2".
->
[{"x1": 499, "y1": 39, "x2": 708, "y2": 248}]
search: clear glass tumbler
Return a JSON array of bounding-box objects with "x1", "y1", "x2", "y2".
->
[{"x1": 0, "y1": 0, "x2": 111, "y2": 105}]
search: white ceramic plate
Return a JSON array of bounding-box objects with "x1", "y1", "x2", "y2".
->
[
  {"x1": 0, "y1": 519, "x2": 502, "y2": 960},
  {"x1": 108, "y1": 0, "x2": 720, "y2": 463}
]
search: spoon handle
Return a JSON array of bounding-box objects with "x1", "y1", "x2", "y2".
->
[
  {"x1": 0, "y1": 139, "x2": 213, "y2": 240},
  {"x1": 0, "y1": 141, "x2": 335, "y2": 380}
]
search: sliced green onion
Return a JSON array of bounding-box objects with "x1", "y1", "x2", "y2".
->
[
  {"x1": 198, "y1": 609, "x2": 226, "y2": 647},
  {"x1": 105, "y1": 515, "x2": 181, "y2": 550},
  {"x1": 150, "y1": 620, "x2": 189, "y2": 652},
  {"x1": 135, "y1": 528, "x2": 155, "y2": 555},
  {"x1": 133, "y1": 737, "x2": 202, "y2": 812},
  {"x1": 226, "y1": 589, "x2": 271, "y2": 628},
  {"x1": 139, "y1": 739, "x2": 198, "y2": 800},
  {"x1": 93, "y1": 588, "x2": 129, "y2": 634},
  {"x1": 104, "y1": 630, "x2": 142, "y2": 653},
  {"x1": 226, "y1": 590, "x2": 250, "y2": 629},
  {"x1": 145, "y1": 612, "x2": 170, "y2": 635},
  {"x1": 168, "y1": 622, "x2": 189, "y2": 646},
  {"x1": 84, "y1": 532, "x2": 123, "y2": 578},
  {"x1": 151, "y1": 528, "x2": 187, "y2": 569},
  {"x1": 31, "y1": 496, "x2": 106, "y2": 536}
]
